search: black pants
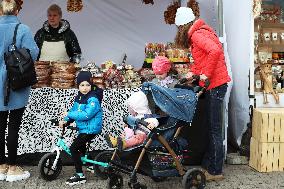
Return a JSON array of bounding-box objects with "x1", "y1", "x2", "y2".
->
[
  {"x1": 0, "y1": 107, "x2": 25, "y2": 165},
  {"x1": 70, "y1": 133, "x2": 96, "y2": 173}
]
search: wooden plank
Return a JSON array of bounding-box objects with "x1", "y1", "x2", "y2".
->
[
  {"x1": 249, "y1": 137, "x2": 284, "y2": 172},
  {"x1": 268, "y1": 113, "x2": 275, "y2": 142},
  {"x1": 252, "y1": 109, "x2": 259, "y2": 140},
  {"x1": 258, "y1": 44, "x2": 284, "y2": 52},
  {"x1": 280, "y1": 118, "x2": 284, "y2": 142},
  {"x1": 259, "y1": 22, "x2": 284, "y2": 29},
  {"x1": 274, "y1": 115, "x2": 281, "y2": 142},
  {"x1": 249, "y1": 137, "x2": 257, "y2": 170},
  {"x1": 279, "y1": 143, "x2": 284, "y2": 171},
  {"x1": 272, "y1": 143, "x2": 280, "y2": 172},
  {"x1": 252, "y1": 108, "x2": 284, "y2": 142},
  {"x1": 261, "y1": 112, "x2": 269, "y2": 142},
  {"x1": 261, "y1": 142, "x2": 270, "y2": 172}
]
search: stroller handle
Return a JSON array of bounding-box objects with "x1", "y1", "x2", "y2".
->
[
  {"x1": 178, "y1": 75, "x2": 200, "y2": 85},
  {"x1": 178, "y1": 75, "x2": 210, "y2": 97}
]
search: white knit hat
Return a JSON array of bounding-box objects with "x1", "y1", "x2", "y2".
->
[
  {"x1": 175, "y1": 7, "x2": 196, "y2": 26},
  {"x1": 127, "y1": 91, "x2": 151, "y2": 115}
]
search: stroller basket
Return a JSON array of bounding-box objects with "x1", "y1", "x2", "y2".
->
[
  {"x1": 147, "y1": 151, "x2": 182, "y2": 177},
  {"x1": 148, "y1": 151, "x2": 183, "y2": 170}
]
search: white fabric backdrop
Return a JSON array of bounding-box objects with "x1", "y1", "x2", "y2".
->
[
  {"x1": 223, "y1": 0, "x2": 251, "y2": 146},
  {"x1": 17, "y1": 0, "x2": 251, "y2": 147},
  {"x1": 19, "y1": 0, "x2": 177, "y2": 67}
]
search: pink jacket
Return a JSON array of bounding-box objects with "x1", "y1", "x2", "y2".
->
[{"x1": 188, "y1": 19, "x2": 231, "y2": 90}]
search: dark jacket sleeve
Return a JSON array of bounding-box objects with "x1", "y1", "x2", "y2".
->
[
  {"x1": 65, "y1": 29, "x2": 81, "y2": 60},
  {"x1": 34, "y1": 29, "x2": 44, "y2": 60}
]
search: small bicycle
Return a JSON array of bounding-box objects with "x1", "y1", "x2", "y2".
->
[{"x1": 38, "y1": 119, "x2": 109, "y2": 181}]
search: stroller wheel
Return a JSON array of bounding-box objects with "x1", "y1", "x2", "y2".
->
[
  {"x1": 108, "y1": 174, "x2": 123, "y2": 189},
  {"x1": 38, "y1": 153, "x2": 62, "y2": 181},
  {"x1": 151, "y1": 176, "x2": 167, "y2": 182},
  {"x1": 94, "y1": 151, "x2": 114, "y2": 180},
  {"x1": 182, "y1": 168, "x2": 206, "y2": 189}
]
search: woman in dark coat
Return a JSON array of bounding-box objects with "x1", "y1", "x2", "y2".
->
[{"x1": 34, "y1": 4, "x2": 81, "y2": 62}]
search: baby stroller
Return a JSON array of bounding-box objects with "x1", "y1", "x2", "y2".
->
[{"x1": 95, "y1": 77, "x2": 209, "y2": 189}]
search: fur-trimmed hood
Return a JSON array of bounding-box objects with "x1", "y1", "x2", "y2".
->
[
  {"x1": 34, "y1": 18, "x2": 81, "y2": 60},
  {"x1": 42, "y1": 19, "x2": 70, "y2": 34}
]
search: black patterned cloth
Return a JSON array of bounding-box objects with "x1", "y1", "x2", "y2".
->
[{"x1": 17, "y1": 87, "x2": 139, "y2": 155}]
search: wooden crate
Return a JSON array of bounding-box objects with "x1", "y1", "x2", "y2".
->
[
  {"x1": 249, "y1": 137, "x2": 284, "y2": 172},
  {"x1": 252, "y1": 108, "x2": 284, "y2": 142}
]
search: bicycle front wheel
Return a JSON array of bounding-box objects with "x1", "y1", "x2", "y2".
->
[{"x1": 38, "y1": 152, "x2": 62, "y2": 181}]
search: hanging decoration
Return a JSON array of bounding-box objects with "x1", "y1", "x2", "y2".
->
[
  {"x1": 67, "y1": 0, "x2": 83, "y2": 12},
  {"x1": 253, "y1": 0, "x2": 262, "y2": 19},
  {"x1": 142, "y1": 0, "x2": 154, "y2": 5},
  {"x1": 187, "y1": 0, "x2": 200, "y2": 18},
  {"x1": 164, "y1": 1, "x2": 180, "y2": 25}
]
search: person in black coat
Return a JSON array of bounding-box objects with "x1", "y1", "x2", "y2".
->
[{"x1": 34, "y1": 4, "x2": 81, "y2": 62}]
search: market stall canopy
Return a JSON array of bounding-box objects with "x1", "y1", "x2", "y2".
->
[{"x1": 19, "y1": 0, "x2": 217, "y2": 68}]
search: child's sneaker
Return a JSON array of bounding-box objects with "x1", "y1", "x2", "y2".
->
[
  {"x1": 6, "y1": 166, "x2": 30, "y2": 182},
  {"x1": 0, "y1": 164, "x2": 8, "y2": 181},
  {"x1": 66, "y1": 173, "x2": 86, "y2": 186},
  {"x1": 86, "y1": 166, "x2": 95, "y2": 174},
  {"x1": 104, "y1": 134, "x2": 117, "y2": 148}
]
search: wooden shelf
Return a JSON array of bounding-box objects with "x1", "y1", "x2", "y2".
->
[
  {"x1": 258, "y1": 44, "x2": 284, "y2": 52},
  {"x1": 255, "y1": 92, "x2": 284, "y2": 108},
  {"x1": 258, "y1": 22, "x2": 284, "y2": 28}
]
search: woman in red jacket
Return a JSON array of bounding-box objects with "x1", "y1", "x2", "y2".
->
[{"x1": 175, "y1": 7, "x2": 231, "y2": 181}]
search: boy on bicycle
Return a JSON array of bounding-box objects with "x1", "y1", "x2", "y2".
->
[{"x1": 59, "y1": 71, "x2": 103, "y2": 186}]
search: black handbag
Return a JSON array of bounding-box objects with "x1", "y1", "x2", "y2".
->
[
  {"x1": 3, "y1": 23, "x2": 37, "y2": 105},
  {"x1": 4, "y1": 23, "x2": 38, "y2": 90}
]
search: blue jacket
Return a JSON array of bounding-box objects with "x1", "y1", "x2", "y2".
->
[
  {"x1": 0, "y1": 16, "x2": 39, "y2": 111},
  {"x1": 64, "y1": 91, "x2": 103, "y2": 134}
]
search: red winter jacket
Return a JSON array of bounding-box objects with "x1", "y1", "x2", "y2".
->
[{"x1": 188, "y1": 19, "x2": 231, "y2": 90}]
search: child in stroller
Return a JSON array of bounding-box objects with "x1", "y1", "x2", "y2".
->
[
  {"x1": 96, "y1": 81, "x2": 209, "y2": 189},
  {"x1": 105, "y1": 91, "x2": 159, "y2": 151}
]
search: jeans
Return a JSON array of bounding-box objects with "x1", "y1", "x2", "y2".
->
[{"x1": 202, "y1": 84, "x2": 227, "y2": 175}]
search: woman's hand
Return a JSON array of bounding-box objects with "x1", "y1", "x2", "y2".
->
[
  {"x1": 59, "y1": 121, "x2": 66, "y2": 128},
  {"x1": 186, "y1": 72, "x2": 193, "y2": 79},
  {"x1": 200, "y1": 74, "x2": 208, "y2": 81},
  {"x1": 185, "y1": 72, "x2": 196, "y2": 83},
  {"x1": 147, "y1": 123, "x2": 156, "y2": 130},
  {"x1": 61, "y1": 112, "x2": 68, "y2": 118}
]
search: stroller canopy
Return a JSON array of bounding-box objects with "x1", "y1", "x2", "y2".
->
[{"x1": 141, "y1": 82, "x2": 198, "y2": 123}]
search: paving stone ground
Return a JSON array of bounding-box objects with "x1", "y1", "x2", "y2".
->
[{"x1": 0, "y1": 165, "x2": 283, "y2": 189}]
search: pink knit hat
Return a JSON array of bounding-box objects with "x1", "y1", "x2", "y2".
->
[{"x1": 152, "y1": 56, "x2": 171, "y2": 75}]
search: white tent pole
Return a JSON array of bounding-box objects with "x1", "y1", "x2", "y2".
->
[
  {"x1": 249, "y1": 2, "x2": 255, "y2": 108},
  {"x1": 217, "y1": 0, "x2": 228, "y2": 159}
]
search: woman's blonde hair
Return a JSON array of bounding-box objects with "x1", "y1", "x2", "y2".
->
[
  {"x1": 47, "y1": 4, "x2": 62, "y2": 17},
  {"x1": 1, "y1": 0, "x2": 17, "y2": 15}
]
